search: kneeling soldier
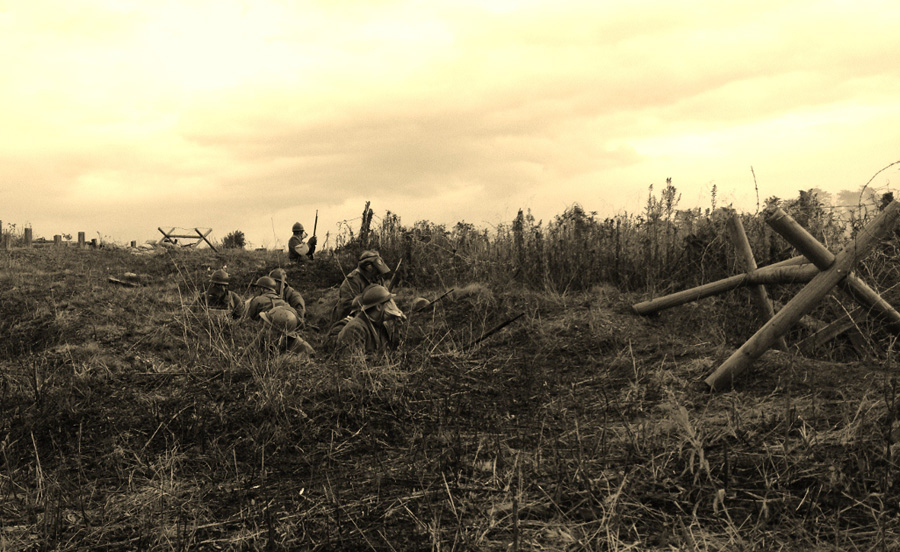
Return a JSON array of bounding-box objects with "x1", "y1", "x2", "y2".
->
[
  {"x1": 330, "y1": 250, "x2": 392, "y2": 325},
  {"x1": 335, "y1": 284, "x2": 406, "y2": 356}
]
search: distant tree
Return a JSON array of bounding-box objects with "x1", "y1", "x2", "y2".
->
[{"x1": 222, "y1": 230, "x2": 245, "y2": 249}]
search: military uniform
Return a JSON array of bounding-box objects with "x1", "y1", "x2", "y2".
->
[
  {"x1": 330, "y1": 268, "x2": 388, "y2": 324},
  {"x1": 288, "y1": 235, "x2": 308, "y2": 263},
  {"x1": 280, "y1": 283, "x2": 306, "y2": 318},
  {"x1": 246, "y1": 291, "x2": 297, "y2": 322},
  {"x1": 335, "y1": 313, "x2": 394, "y2": 356},
  {"x1": 199, "y1": 286, "x2": 246, "y2": 319}
]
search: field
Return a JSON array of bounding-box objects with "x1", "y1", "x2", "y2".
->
[{"x1": 3, "y1": 194, "x2": 900, "y2": 550}]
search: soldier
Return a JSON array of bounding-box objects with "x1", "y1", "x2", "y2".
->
[
  {"x1": 259, "y1": 305, "x2": 315, "y2": 355},
  {"x1": 198, "y1": 269, "x2": 245, "y2": 319},
  {"x1": 330, "y1": 250, "x2": 392, "y2": 324},
  {"x1": 245, "y1": 276, "x2": 296, "y2": 321},
  {"x1": 288, "y1": 222, "x2": 317, "y2": 263},
  {"x1": 246, "y1": 277, "x2": 313, "y2": 355},
  {"x1": 269, "y1": 268, "x2": 306, "y2": 319},
  {"x1": 335, "y1": 284, "x2": 406, "y2": 356}
]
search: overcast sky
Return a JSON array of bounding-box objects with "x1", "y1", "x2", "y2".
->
[{"x1": 3, "y1": 0, "x2": 900, "y2": 248}]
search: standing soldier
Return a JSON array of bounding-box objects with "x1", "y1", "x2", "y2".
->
[
  {"x1": 330, "y1": 250, "x2": 392, "y2": 324},
  {"x1": 199, "y1": 269, "x2": 245, "y2": 319},
  {"x1": 288, "y1": 222, "x2": 317, "y2": 263},
  {"x1": 335, "y1": 284, "x2": 406, "y2": 356},
  {"x1": 269, "y1": 268, "x2": 306, "y2": 320}
]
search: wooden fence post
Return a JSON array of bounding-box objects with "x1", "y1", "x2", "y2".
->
[
  {"x1": 131, "y1": 240, "x2": 137, "y2": 248},
  {"x1": 24, "y1": 228, "x2": 32, "y2": 248},
  {"x1": 704, "y1": 200, "x2": 900, "y2": 390},
  {"x1": 54, "y1": 235, "x2": 62, "y2": 246},
  {"x1": 91, "y1": 238, "x2": 97, "y2": 248},
  {"x1": 78, "y1": 232, "x2": 86, "y2": 248},
  {"x1": 727, "y1": 213, "x2": 787, "y2": 350}
]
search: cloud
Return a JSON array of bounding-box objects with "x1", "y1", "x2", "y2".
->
[{"x1": 3, "y1": 0, "x2": 900, "y2": 245}]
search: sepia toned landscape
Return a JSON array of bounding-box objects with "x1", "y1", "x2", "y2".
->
[{"x1": 3, "y1": 189, "x2": 900, "y2": 550}]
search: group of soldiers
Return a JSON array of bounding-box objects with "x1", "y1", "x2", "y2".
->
[{"x1": 197, "y1": 221, "x2": 410, "y2": 358}]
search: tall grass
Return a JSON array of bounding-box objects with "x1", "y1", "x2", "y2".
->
[{"x1": 334, "y1": 185, "x2": 897, "y2": 299}]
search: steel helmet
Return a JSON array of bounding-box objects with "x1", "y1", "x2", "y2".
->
[
  {"x1": 259, "y1": 306, "x2": 299, "y2": 332},
  {"x1": 254, "y1": 276, "x2": 278, "y2": 292},
  {"x1": 359, "y1": 284, "x2": 405, "y2": 319},
  {"x1": 411, "y1": 297, "x2": 430, "y2": 312},
  {"x1": 292, "y1": 222, "x2": 304, "y2": 234},
  {"x1": 269, "y1": 268, "x2": 287, "y2": 282},
  {"x1": 210, "y1": 269, "x2": 230, "y2": 285},
  {"x1": 358, "y1": 250, "x2": 391, "y2": 275}
]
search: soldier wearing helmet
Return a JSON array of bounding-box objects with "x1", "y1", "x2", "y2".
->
[
  {"x1": 288, "y1": 222, "x2": 317, "y2": 263},
  {"x1": 245, "y1": 276, "x2": 298, "y2": 322},
  {"x1": 199, "y1": 269, "x2": 246, "y2": 319},
  {"x1": 269, "y1": 268, "x2": 306, "y2": 319},
  {"x1": 259, "y1": 305, "x2": 315, "y2": 356},
  {"x1": 335, "y1": 284, "x2": 406, "y2": 356},
  {"x1": 330, "y1": 250, "x2": 392, "y2": 325}
]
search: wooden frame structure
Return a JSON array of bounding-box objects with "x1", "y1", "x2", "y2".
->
[
  {"x1": 157, "y1": 227, "x2": 218, "y2": 252},
  {"x1": 632, "y1": 200, "x2": 900, "y2": 391}
]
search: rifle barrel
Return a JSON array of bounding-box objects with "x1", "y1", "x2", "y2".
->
[
  {"x1": 388, "y1": 258, "x2": 403, "y2": 291},
  {"x1": 466, "y1": 312, "x2": 524, "y2": 349},
  {"x1": 414, "y1": 288, "x2": 454, "y2": 312}
]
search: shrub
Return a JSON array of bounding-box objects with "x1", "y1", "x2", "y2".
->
[{"x1": 222, "y1": 230, "x2": 246, "y2": 249}]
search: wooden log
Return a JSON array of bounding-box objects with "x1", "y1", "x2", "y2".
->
[
  {"x1": 765, "y1": 255, "x2": 810, "y2": 269},
  {"x1": 767, "y1": 207, "x2": 900, "y2": 332},
  {"x1": 800, "y1": 311, "x2": 855, "y2": 351},
  {"x1": 54, "y1": 235, "x2": 61, "y2": 246},
  {"x1": 78, "y1": 232, "x2": 86, "y2": 247},
  {"x1": 195, "y1": 228, "x2": 218, "y2": 252},
  {"x1": 632, "y1": 264, "x2": 819, "y2": 315},
  {"x1": 705, "y1": 200, "x2": 900, "y2": 390},
  {"x1": 727, "y1": 213, "x2": 787, "y2": 350},
  {"x1": 24, "y1": 227, "x2": 32, "y2": 247},
  {"x1": 91, "y1": 238, "x2": 98, "y2": 248},
  {"x1": 158, "y1": 227, "x2": 176, "y2": 245}
]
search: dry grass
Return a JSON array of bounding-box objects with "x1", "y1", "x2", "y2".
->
[{"x1": 2, "y1": 197, "x2": 900, "y2": 550}]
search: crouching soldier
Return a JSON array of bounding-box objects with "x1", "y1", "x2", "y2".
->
[
  {"x1": 246, "y1": 277, "x2": 313, "y2": 355},
  {"x1": 198, "y1": 269, "x2": 245, "y2": 319},
  {"x1": 330, "y1": 250, "x2": 392, "y2": 325},
  {"x1": 269, "y1": 268, "x2": 306, "y2": 320},
  {"x1": 335, "y1": 284, "x2": 406, "y2": 357},
  {"x1": 259, "y1": 306, "x2": 315, "y2": 355}
]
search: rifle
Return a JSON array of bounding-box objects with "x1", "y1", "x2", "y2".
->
[
  {"x1": 387, "y1": 258, "x2": 402, "y2": 291},
  {"x1": 308, "y1": 210, "x2": 318, "y2": 259},
  {"x1": 465, "y1": 312, "x2": 524, "y2": 349},
  {"x1": 413, "y1": 288, "x2": 454, "y2": 313}
]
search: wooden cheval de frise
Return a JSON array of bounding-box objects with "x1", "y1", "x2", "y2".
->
[
  {"x1": 157, "y1": 227, "x2": 219, "y2": 252},
  {"x1": 632, "y1": 200, "x2": 900, "y2": 391}
]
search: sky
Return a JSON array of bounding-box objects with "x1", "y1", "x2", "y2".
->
[{"x1": 2, "y1": 0, "x2": 900, "y2": 248}]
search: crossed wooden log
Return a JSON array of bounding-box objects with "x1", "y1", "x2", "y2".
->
[
  {"x1": 632, "y1": 200, "x2": 900, "y2": 391},
  {"x1": 157, "y1": 227, "x2": 218, "y2": 252}
]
